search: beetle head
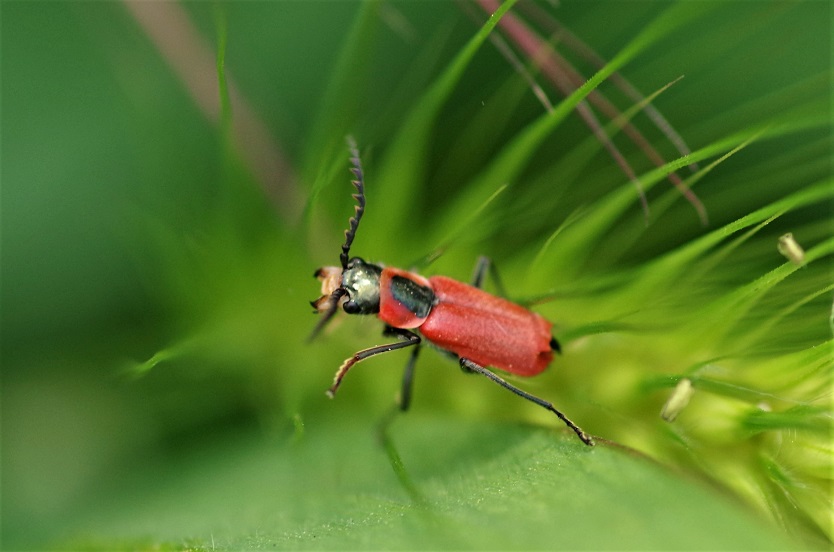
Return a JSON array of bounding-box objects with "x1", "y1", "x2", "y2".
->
[
  {"x1": 340, "y1": 257, "x2": 381, "y2": 314},
  {"x1": 310, "y1": 258, "x2": 381, "y2": 316}
]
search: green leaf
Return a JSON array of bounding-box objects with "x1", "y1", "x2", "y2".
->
[{"x1": 48, "y1": 416, "x2": 798, "y2": 551}]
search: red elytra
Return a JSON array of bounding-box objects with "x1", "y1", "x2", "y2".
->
[{"x1": 394, "y1": 273, "x2": 554, "y2": 377}]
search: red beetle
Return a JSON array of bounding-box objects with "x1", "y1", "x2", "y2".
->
[{"x1": 310, "y1": 138, "x2": 593, "y2": 446}]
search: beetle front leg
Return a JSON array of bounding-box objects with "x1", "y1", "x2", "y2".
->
[
  {"x1": 327, "y1": 328, "x2": 421, "y2": 398},
  {"x1": 459, "y1": 357, "x2": 594, "y2": 446}
]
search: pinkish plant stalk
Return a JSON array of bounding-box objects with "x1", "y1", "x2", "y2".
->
[{"x1": 473, "y1": 0, "x2": 708, "y2": 224}]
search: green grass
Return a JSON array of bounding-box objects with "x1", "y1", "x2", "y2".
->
[{"x1": 2, "y1": 1, "x2": 831, "y2": 550}]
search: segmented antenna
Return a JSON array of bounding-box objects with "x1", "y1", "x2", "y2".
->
[{"x1": 340, "y1": 136, "x2": 366, "y2": 269}]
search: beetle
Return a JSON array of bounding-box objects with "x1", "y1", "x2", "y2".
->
[{"x1": 309, "y1": 137, "x2": 594, "y2": 446}]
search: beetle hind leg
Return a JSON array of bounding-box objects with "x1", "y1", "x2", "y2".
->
[
  {"x1": 470, "y1": 256, "x2": 508, "y2": 297},
  {"x1": 458, "y1": 357, "x2": 594, "y2": 446}
]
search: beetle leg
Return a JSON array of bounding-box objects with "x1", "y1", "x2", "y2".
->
[
  {"x1": 470, "y1": 255, "x2": 509, "y2": 297},
  {"x1": 374, "y1": 330, "x2": 421, "y2": 443},
  {"x1": 398, "y1": 341, "x2": 421, "y2": 412},
  {"x1": 379, "y1": 326, "x2": 422, "y2": 411},
  {"x1": 459, "y1": 357, "x2": 595, "y2": 446},
  {"x1": 470, "y1": 256, "x2": 489, "y2": 288},
  {"x1": 327, "y1": 328, "x2": 421, "y2": 398}
]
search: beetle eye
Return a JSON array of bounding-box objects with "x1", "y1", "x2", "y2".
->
[{"x1": 343, "y1": 301, "x2": 361, "y2": 314}]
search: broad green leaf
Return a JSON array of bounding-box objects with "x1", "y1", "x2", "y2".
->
[{"x1": 39, "y1": 416, "x2": 799, "y2": 551}]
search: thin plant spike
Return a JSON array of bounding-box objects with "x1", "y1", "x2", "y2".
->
[
  {"x1": 475, "y1": 0, "x2": 707, "y2": 224},
  {"x1": 517, "y1": 0, "x2": 699, "y2": 173},
  {"x1": 478, "y1": 1, "x2": 651, "y2": 220}
]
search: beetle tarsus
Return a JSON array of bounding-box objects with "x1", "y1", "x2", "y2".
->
[{"x1": 328, "y1": 355, "x2": 359, "y2": 397}]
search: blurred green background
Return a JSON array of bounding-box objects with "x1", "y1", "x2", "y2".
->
[{"x1": 2, "y1": 1, "x2": 831, "y2": 549}]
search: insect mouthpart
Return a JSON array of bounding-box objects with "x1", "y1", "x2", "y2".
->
[{"x1": 311, "y1": 266, "x2": 344, "y2": 313}]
